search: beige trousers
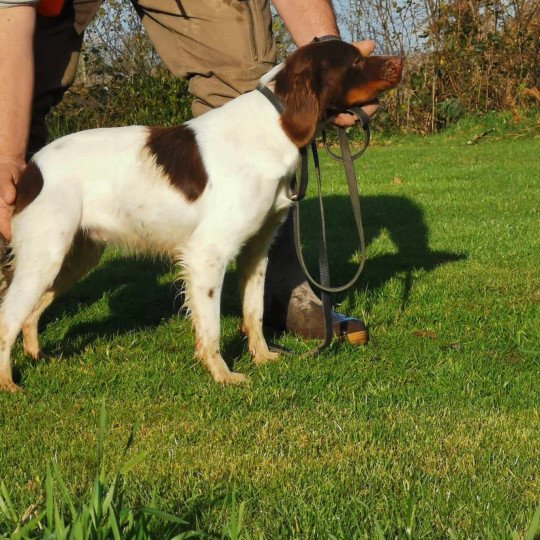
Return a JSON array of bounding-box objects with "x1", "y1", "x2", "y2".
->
[{"x1": 30, "y1": 0, "x2": 276, "y2": 153}]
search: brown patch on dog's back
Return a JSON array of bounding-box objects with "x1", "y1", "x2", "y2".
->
[
  {"x1": 146, "y1": 125, "x2": 208, "y2": 202},
  {"x1": 14, "y1": 162, "x2": 44, "y2": 215}
]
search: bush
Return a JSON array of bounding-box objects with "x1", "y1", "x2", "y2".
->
[{"x1": 47, "y1": 71, "x2": 192, "y2": 141}]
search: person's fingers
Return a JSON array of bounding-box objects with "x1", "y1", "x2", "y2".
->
[
  {"x1": 0, "y1": 161, "x2": 22, "y2": 205},
  {"x1": 0, "y1": 162, "x2": 20, "y2": 239},
  {"x1": 0, "y1": 199, "x2": 13, "y2": 241},
  {"x1": 333, "y1": 113, "x2": 357, "y2": 127},
  {"x1": 1, "y1": 182, "x2": 17, "y2": 205},
  {"x1": 332, "y1": 100, "x2": 380, "y2": 127},
  {"x1": 352, "y1": 40, "x2": 376, "y2": 57}
]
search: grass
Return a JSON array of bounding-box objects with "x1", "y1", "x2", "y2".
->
[
  {"x1": 0, "y1": 401, "x2": 193, "y2": 539},
  {"x1": 1, "y1": 113, "x2": 539, "y2": 537}
]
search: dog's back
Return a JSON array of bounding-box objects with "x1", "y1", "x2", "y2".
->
[{"x1": 13, "y1": 126, "x2": 203, "y2": 254}]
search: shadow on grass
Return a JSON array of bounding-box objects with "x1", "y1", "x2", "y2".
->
[
  {"x1": 294, "y1": 194, "x2": 466, "y2": 309},
  {"x1": 41, "y1": 194, "x2": 465, "y2": 355}
]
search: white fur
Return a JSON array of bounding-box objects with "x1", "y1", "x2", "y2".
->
[{"x1": 0, "y1": 89, "x2": 299, "y2": 390}]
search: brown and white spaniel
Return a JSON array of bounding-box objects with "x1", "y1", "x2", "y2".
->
[{"x1": 0, "y1": 41, "x2": 402, "y2": 392}]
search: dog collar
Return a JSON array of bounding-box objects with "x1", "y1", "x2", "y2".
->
[
  {"x1": 256, "y1": 87, "x2": 371, "y2": 133},
  {"x1": 256, "y1": 63, "x2": 372, "y2": 134},
  {"x1": 312, "y1": 35, "x2": 342, "y2": 42},
  {"x1": 256, "y1": 64, "x2": 286, "y2": 114},
  {"x1": 257, "y1": 85, "x2": 286, "y2": 114}
]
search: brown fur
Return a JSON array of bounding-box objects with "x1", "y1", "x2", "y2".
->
[
  {"x1": 346, "y1": 80, "x2": 392, "y2": 106},
  {"x1": 275, "y1": 41, "x2": 403, "y2": 148},
  {"x1": 145, "y1": 125, "x2": 208, "y2": 202},
  {"x1": 274, "y1": 55, "x2": 321, "y2": 148},
  {"x1": 14, "y1": 162, "x2": 44, "y2": 215}
]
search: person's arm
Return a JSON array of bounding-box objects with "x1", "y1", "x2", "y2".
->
[
  {"x1": 271, "y1": 0, "x2": 379, "y2": 125},
  {"x1": 271, "y1": 0, "x2": 339, "y2": 47},
  {"x1": 0, "y1": 6, "x2": 35, "y2": 240}
]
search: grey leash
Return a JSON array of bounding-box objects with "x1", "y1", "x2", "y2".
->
[
  {"x1": 292, "y1": 108, "x2": 370, "y2": 294},
  {"x1": 290, "y1": 107, "x2": 371, "y2": 353}
]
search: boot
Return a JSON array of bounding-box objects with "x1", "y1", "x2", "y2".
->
[{"x1": 264, "y1": 210, "x2": 368, "y2": 345}]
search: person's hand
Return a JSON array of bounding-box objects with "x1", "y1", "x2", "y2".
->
[
  {"x1": 0, "y1": 158, "x2": 24, "y2": 241},
  {"x1": 333, "y1": 40, "x2": 380, "y2": 128}
]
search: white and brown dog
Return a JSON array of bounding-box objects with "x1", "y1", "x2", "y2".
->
[{"x1": 0, "y1": 41, "x2": 402, "y2": 392}]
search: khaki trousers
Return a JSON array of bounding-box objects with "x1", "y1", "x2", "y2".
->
[{"x1": 30, "y1": 0, "x2": 276, "y2": 153}]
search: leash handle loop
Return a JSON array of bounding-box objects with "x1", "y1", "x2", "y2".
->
[
  {"x1": 323, "y1": 108, "x2": 371, "y2": 162},
  {"x1": 292, "y1": 124, "x2": 368, "y2": 295}
]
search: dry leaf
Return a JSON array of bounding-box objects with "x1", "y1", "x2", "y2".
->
[
  {"x1": 392, "y1": 176, "x2": 403, "y2": 185},
  {"x1": 26, "y1": 479, "x2": 37, "y2": 490},
  {"x1": 505, "y1": 352, "x2": 520, "y2": 364},
  {"x1": 412, "y1": 329, "x2": 438, "y2": 339}
]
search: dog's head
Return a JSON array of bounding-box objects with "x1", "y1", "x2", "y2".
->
[{"x1": 274, "y1": 41, "x2": 403, "y2": 147}]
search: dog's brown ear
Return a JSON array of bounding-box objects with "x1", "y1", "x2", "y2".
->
[{"x1": 275, "y1": 61, "x2": 321, "y2": 148}]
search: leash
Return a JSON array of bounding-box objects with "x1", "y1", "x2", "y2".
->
[
  {"x1": 291, "y1": 108, "x2": 370, "y2": 293},
  {"x1": 291, "y1": 108, "x2": 371, "y2": 354},
  {"x1": 257, "y1": 84, "x2": 371, "y2": 354}
]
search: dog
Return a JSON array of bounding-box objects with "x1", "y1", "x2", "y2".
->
[{"x1": 0, "y1": 41, "x2": 402, "y2": 392}]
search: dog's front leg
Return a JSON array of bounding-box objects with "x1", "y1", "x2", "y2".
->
[
  {"x1": 183, "y1": 250, "x2": 248, "y2": 384},
  {"x1": 238, "y1": 209, "x2": 288, "y2": 365},
  {"x1": 238, "y1": 252, "x2": 277, "y2": 365}
]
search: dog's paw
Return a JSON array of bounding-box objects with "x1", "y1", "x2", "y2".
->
[
  {"x1": 215, "y1": 371, "x2": 249, "y2": 385},
  {"x1": 0, "y1": 378, "x2": 22, "y2": 393},
  {"x1": 25, "y1": 349, "x2": 48, "y2": 361},
  {"x1": 253, "y1": 350, "x2": 280, "y2": 365}
]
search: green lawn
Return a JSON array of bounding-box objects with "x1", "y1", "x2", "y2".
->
[{"x1": 1, "y1": 118, "x2": 539, "y2": 538}]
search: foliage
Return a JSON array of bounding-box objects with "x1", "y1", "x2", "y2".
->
[
  {"x1": 47, "y1": 71, "x2": 191, "y2": 141},
  {"x1": 45, "y1": 1, "x2": 540, "y2": 137},
  {"x1": 272, "y1": 14, "x2": 295, "y2": 62},
  {"x1": 337, "y1": 0, "x2": 540, "y2": 132}
]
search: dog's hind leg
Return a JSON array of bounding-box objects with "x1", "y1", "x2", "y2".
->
[
  {"x1": 237, "y1": 209, "x2": 288, "y2": 365},
  {"x1": 21, "y1": 232, "x2": 104, "y2": 360},
  {"x1": 0, "y1": 203, "x2": 81, "y2": 392},
  {"x1": 22, "y1": 291, "x2": 56, "y2": 360},
  {"x1": 182, "y1": 245, "x2": 248, "y2": 384}
]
